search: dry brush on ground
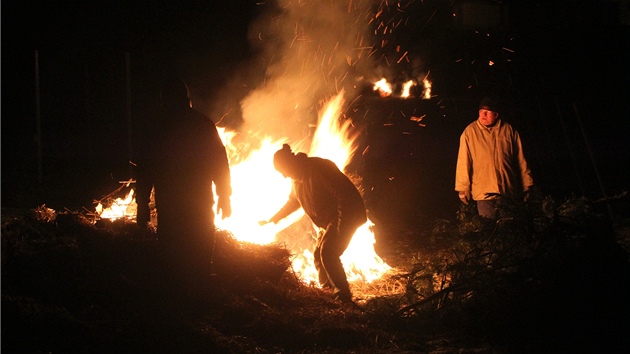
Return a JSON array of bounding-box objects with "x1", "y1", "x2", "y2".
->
[{"x1": 2, "y1": 192, "x2": 630, "y2": 353}]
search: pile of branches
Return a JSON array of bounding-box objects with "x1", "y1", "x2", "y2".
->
[{"x1": 394, "y1": 191, "x2": 630, "y2": 351}]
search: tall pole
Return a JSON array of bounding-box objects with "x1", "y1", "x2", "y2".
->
[
  {"x1": 572, "y1": 102, "x2": 613, "y2": 219},
  {"x1": 572, "y1": 102, "x2": 607, "y2": 198},
  {"x1": 84, "y1": 63, "x2": 93, "y2": 158},
  {"x1": 554, "y1": 98, "x2": 585, "y2": 196},
  {"x1": 35, "y1": 50, "x2": 42, "y2": 185},
  {"x1": 125, "y1": 52, "x2": 133, "y2": 176}
]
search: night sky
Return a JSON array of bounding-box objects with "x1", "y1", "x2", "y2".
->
[{"x1": 2, "y1": 0, "x2": 629, "y2": 221}]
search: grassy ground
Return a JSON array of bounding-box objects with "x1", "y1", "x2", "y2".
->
[{"x1": 2, "y1": 192, "x2": 630, "y2": 353}]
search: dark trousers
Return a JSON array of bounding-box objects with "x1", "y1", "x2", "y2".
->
[
  {"x1": 477, "y1": 199, "x2": 498, "y2": 220},
  {"x1": 313, "y1": 215, "x2": 364, "y2": 298},
  {"x1": 156, "y1": 206, "x2": 216, "y2": 289}
]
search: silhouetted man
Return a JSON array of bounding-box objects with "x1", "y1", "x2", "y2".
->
[{"x1": 136, "y1": 77, "x2": 232, "y2": 285}]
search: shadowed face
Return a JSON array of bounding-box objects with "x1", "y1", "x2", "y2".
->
[
  {"x1": 273, "y1": 155, "x2": 297, "y2": 178},
  {"x1": 274, "y1": 162, "x2": 291, "y2": 178},
  {"x1": 478, "y1": 108, "x2": 499, "y2": 127}
]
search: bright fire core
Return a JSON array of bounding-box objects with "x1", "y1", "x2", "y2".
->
[{"x1": 216, "y1": 90, "x2": 390, "y2": 285}]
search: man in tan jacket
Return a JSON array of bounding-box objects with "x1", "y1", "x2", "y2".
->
[{"x1": 455, "y1": 97, "x2": 534, "y2": 219}]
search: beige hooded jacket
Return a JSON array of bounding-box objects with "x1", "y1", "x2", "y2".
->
[{"x1": 455, "y1": 119, "x2": 533, "y2": 201}]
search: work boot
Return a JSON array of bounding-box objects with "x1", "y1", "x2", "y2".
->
[
  {"x1": 334, "y1": 292, "x2": 365, "y2": 311},
  {"x1": 333, "y1": 291, "x2": 353, "y2": 304},
  {"x1": 320, "y1": 283, "x2": 334, "y2": 293}
]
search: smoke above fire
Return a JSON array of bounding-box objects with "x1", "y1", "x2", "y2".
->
[
  {"x1": 204, "y1": 1, "x2": 403, "y2": 284},
  {"x1": 236, "y1": 0, "x2": 378, "y2": 142},
  {"x1": 208, "y1": 0, "x2": 432, "y2": 144}
]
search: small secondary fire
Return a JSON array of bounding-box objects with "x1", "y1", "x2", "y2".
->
[
  {"x1": 372, "y1": 77, "x2": 432, "y2": 99},
  {"x1": 95, "y1": 182, "x2": 137, "y2": 221}
]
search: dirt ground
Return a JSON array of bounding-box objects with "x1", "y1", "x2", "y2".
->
[{"x1": 2, "y1": 197, "x2": 630, "y2": 353}]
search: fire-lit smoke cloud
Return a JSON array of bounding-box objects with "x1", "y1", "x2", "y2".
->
[{"x1": 239, "y1": 0, "x2": 378, "y2": 143}]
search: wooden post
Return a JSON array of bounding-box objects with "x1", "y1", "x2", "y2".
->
[
  {"x1": 125, "y1": 52, "x2": 133, "y2": 176},
  {"x1": 572, "y1": 102, "x2": 613, "y2": 219},
  {"x1": 554, "y1": 98, "x2": 585, "y2": 196},
  {"x1": 572, "y1": 102, "x2": 607, "y2": 199},
  {"x1": 35, "y1": 50, "x2": 42, "y2": 185}
]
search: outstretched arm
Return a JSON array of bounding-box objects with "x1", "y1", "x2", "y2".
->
[{"x1": 267, "y1": 193, "x2": 300, "y2": 224}]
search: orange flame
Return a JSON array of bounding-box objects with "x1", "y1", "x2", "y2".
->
[
  {"x1": 422, "y1": 78, "x2": 432, "y2": 99},
  {"x1": 215, "y1": 133, "x2": 296, "y2": 245},
  {"x1": 401, "y1": 80, "x2": 414, "y2": 98},
  {"x1": 95, "y1": 189, "x2": 137, "y2": 221},
  {"x1": 373, "y1": 78, "x2": 393, "y2": 97}
]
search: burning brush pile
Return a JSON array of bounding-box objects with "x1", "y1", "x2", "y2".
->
[
  {"x1": 3, "y1": 191, "x2": 630, "y2": 353},
  {"x1": 3, "y1": 89, "x2": 630, "y2": 350}
]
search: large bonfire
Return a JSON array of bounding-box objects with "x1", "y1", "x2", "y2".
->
[{"x1": 96, "y1": 90, "x2": 390, "y2": 286}]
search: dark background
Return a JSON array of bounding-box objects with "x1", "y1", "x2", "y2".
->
[{"x1": 2, "y1": 0, "x2": 629, "y2": 225}]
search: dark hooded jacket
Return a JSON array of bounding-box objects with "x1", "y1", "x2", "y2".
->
[{"x1": 270, "y1": 154, "x2": 366, "y2": 228}]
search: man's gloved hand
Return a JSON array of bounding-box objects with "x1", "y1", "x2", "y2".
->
[
  {"x1": 217, "y1": 196, "x2": 232, "y2": 219},
  {"x1": 458, "y1": 191, "x2": 471, "y2": 204},
  {"x1": 259, "y1": 216, "x2": 280, "y2": 226}
]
